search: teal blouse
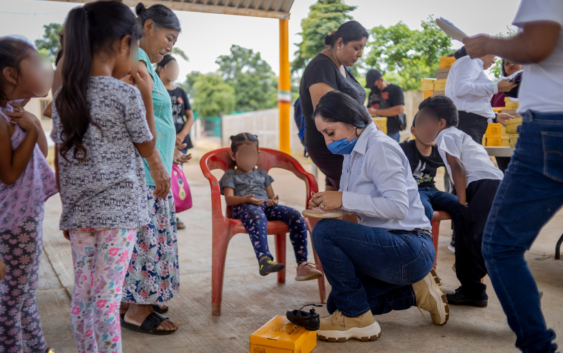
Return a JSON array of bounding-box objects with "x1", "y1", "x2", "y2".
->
[{"x1": 138, "y1": 48, "x2": 176, "y2": 187}]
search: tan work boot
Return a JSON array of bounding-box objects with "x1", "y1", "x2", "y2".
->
[
  {"x1": 317, "y1": 310, "x2": 381, "y2": 343},
  {"x1": 413, "y1": 269, "x2": 449, "y2": 325}
]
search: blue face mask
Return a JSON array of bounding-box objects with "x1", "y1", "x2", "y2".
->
[{"x1": 327, "y1": 130, "x2": 358, "y2": 155}]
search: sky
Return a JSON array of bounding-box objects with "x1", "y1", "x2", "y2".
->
[{"x1": 0, "y1": 0, "x2": 520, "y2": 81}]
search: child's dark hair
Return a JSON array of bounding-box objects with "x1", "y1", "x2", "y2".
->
[
  {"x1": 314, "y1": 90, "x2": 372, "y2": 128},
  {"x1": 454, "y1": 46, "x2": 468, "y2": 60},
  {"x1": 156, "y1": 54, "x2": 176, "y2": 77},
  {"x1": 324, "y1": 21, "x2": 368, "y2": 47},
  {"x1": 230, "y1": 133, "x2": 259, "y2": 153},
  {"x1": 56, "y1": 1, "x2": 143, "y2": 162},
  {"x1": 0, "y1": 37, "x2": 34, "y2": 105},
  {"x1": 136, "y1": 3, "x2": 182, "y2": 32},
  {"x1": 418, "y1": 96, "x2": 459, "y2": 127}
]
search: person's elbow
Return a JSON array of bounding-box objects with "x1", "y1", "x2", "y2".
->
[
  {"x1": 385, "y1": 200, "x2": 409, "y2": 220},
  {"x1": 135, "y1": 139, "x2": 156, "y2": 158},
  {"x1": 0, "y1": 171, "x2": 18, "y2": 186}
]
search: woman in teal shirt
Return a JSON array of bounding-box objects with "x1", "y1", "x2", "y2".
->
[{"x1": 120, "y1": 3, "x2": 185, "y2": 335}]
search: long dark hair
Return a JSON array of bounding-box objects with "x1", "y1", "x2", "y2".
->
[
  {"x1": 324, "y1": 21, "x2": 368, "y2": 47},
  {"x1": 136, "y1": 3, "x2": 182, "y2": 32},
  {"x1": 0, "y1": 37, "x2": 34, "y2": 105},
  {"x1": 56, "y1": 1, "x2": 142, "y2": 162},
  {"x1": 156, "y1": 54, "x2": 176, "y2": 77},
  {"x1": 314, "y1": 90, "x2": 372, "y2": 128}
]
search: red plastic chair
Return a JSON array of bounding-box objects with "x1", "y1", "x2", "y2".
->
[
  {"x1": 200, "y1": 147, "x2": 327, "y2": 316},
  {"x1": 431, "y1": 210, "x2": 451, "y2": 269}
]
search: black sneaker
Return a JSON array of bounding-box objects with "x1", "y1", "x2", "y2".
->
[
  {"x1": 286, "y1": 304, "x2": 322, "y2": 331},
  {"x1": 446, "y1": 288, "x2": 488, "y2": 307},
  {"x1": 259, "y1": 256, "x2": 285, "y2": 276}
]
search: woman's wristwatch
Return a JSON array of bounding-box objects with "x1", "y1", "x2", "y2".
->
[{"x1": 493, "y1": 113, "x2": 498, "y2": 123}]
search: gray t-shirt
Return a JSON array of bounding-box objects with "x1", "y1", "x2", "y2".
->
[
  {"x1": 51, "y1": 76, "x2": 153, "y2": 230},
  {"x1": 219, "y1": 168, "x2": 274, "y2": 201}
]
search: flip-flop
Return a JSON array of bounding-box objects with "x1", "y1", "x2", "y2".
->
[
  {"x1": 153, "y1": 304, "x2": 169, "y2": 314},
  {"x1": 176, "y1": 218, "x2": 186, "y2": 230},
  {"x1": 120, "y1": 312, "x2": 177, "y2": 335}
]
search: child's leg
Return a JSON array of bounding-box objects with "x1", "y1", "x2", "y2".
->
[
  {"x1": 265, "y1": 204, "x2": 308, "y2": 264},
  {"x1": 70, "y1": 228, "x2": 136, "y2": 353},
  {"x1": 418, "y1": 187, "x2": 434, "y2": 221},
  {"x1": 0, "y1": 208, "x2": 47, "y2": 353},
  {"x1": 232, "y1": 203, "x2": 272, "y2": 261}
]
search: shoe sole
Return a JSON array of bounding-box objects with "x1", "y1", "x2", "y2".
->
[
  {"x1": 427, "y1": 269, "x2": 450, "y2": 325},
  {"x1": 317, "y1": 321, "x2": 382, "y2": 343},
  {"x1": 447, "y1": 299, "x2": 488, "y2": 308},
  {"x1": 295, "y1": 272, "x2": 323, "y2": 281}
]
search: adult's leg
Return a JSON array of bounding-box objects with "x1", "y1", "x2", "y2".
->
[
  {"x1": 232, "y1": 203, "x2": 272, "y2": 261},
  {"x1": 265, "y1": 204, "x2": 308, "y2": 264},
  {"x1": 418, "y1": 187, "x2": 434, "y2": 222},
  {"x1": 457, "y1": 111, "x2": 488, "y2": 144},
  {"x1": 483, "y1": 111, "x2": 563, "y2": 353},
  {"x1": 306, "y1": 143, "x2": 344, "y2": 189},
  {"x1": 312, "y1": 219, "x2": 434, "y2": 317},
  {"x1": 0, "y1": 207, "x2": 48, "y2": 353},
  {"x1": 495, "y1": 157, "x2": 511, "y2": 173}
]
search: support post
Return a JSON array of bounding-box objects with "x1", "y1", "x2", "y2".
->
[{"x1": 278, "y1": 18, "x2": 291, "y2": 154}]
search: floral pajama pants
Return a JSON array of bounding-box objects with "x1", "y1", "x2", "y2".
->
[
  {"x1": 69, "y1": 228, "x2": 136, "y2": 353},
  {"x1": 0, "y1": 205, "x2": 47, "y2": 353},
  {"x1": 232, "y1": 202, "x2": 308, "y2": 264}
]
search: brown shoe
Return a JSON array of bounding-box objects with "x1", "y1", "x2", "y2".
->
[
  {"x1": 295, "y1": 262, "x2": 323, "y2": 281},
  {"x1": 413, "y1": 269, "x2": 449, "y2": 325},
  {"x1": 317, "y1": 310, "x2": 381, "y2": 343}
]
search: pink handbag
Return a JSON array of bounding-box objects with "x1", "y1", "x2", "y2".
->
[{"x1": 171, "y1": 164, "x2": 192, "y2": 213}]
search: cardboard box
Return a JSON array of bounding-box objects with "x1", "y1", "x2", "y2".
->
[
  {"x1": 436, "y1": 68, "x2": 450, "y2": 80},
  {"x1": 373, "y1": 117, "x2": 387, "y2": 135},
  {"x1": 433, "y1": 79, "x2": 447, "y2": 91},
  {"x1": 486, "y1": 123, "x2": 507, "y2": 137},
  {"x1": 509, "y1": 134, "x2": 519, "y2": 147},
  {"x1": 487, "y1": 136, "x2": 510, "y2": 147},
  {"x1": 482, "y1": 136, "x2": 487, "y2": 146},
  {"x1": 505, "y1": 101, "x2": 519, "y2": 110},
  {"x1": 433, "y1": 91, "x2": 445, "y2": 97},
  {"x1": 420, "y1": 78, "x2": 436, "y2": 91},
  {"x1": 505, "y1": 117, "x2": 523, "y2": 134},
  {"x1": 423, "y1": 90, "x2": 433, "y2": 99},
  {"x1": 250, "y1": 316, "x2": 317, "y2": 353},
  {"x1": 439, "y1": 57, "x2": 456, "y2": 69}
]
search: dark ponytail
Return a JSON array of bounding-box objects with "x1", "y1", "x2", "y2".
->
[
  {"x1": 0, "y1": 37, "x2": 34, "y2": 105},
  {"x1": 314, "y1": 90, "x2": 372, "y2": 128},
  {"x1": 454, "y1": 46, "x2": 468, "y2": 59},
  {"x1": 324, "y1": 21, "x2": 368, "y2": 47},
  {"x1": 136, "y1": 3, "x2": 181, "y2": 32},
  {"x1": 56, "y1": 1, "x2": 142, "y2": 162}
]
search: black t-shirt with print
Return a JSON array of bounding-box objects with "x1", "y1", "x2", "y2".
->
[
  {"x1": 167, "y1": 86, "x2": 193, "y2": 150},
  {"x1": 400, "y1": 140, "x2": 444, "y2": 189},
  {"x1": 368, "y1": 84, "x2": 405, "y2": 134}
]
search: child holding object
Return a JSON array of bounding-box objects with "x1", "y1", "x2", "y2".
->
[
  {"x1": 414, "y1": 96, "x2": 503, "y2": 308},
  {"x1": 219, "y1": 133, "x2": 322, "y2": 280},
  {"x1": 0, "y1": 36, "x2": 58, "y2": 353},
  {"x1": 52, "y1": 2, "x2": 156, "y2": 352}
]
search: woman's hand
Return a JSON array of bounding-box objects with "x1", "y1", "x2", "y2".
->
[
  {"x1": 244, "y1": 194, "x2": 265, "y2": 206},
  {"x1": 173, "y1": 144, "x2": 191, "y2": 165},
  {"x1": 310, "y1": 191, "x2": 343, "y2": 210},
  {"x1": 497, "y1": 113, "x2": 515, "y2": 126},
  {"x1": 176, "y1": 132, "x2": 188, "y2": 147},
  {"x1": 497, "y1": 78, "x2": 518, "y2": 93},
  {"x1": 463, "y1": 35, "x2": 491, "y2": 59},
  {"x1": 131, "y1": 67, "x2": 152, "y2": 98},
  {"x1": 266, "y1": 195, "x2": 279, "y2": 207},
  {"x1": 146, "y1": 152, "x2": 171, "y2": 199},
  {"x1": 4, "y1": 104, "x2": 39, "y2": 132}
]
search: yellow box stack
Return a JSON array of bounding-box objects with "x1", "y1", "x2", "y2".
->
[
  {"x1": 250, "y1": 316, "x2": 317, "y2": 353},
  {"x1": 421, "y1": 57, "x2": 456, "y2": 100},
  {"x1": 433, "y1": 79, "x2": 447, "y2": 91},
  {"x1": 439, "y1": 57, "x2": 456, "y2": 69},
  {"x1": 485, "y1": 123, "x2": 509, "y2": 147},
  {"x1": 373, "y1": 117, "x2": 387, "y2": 135},
  {"x1": 421, "y1": 78, "x2": 435, "y2": 91},
  {"x1": 503, "y1": 98, "x2": 522, "y2": 146}
]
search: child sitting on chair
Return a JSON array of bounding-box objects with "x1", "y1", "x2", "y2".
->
[{"x1": 219, "y1": 133, "x2": 323, "y2": 281}]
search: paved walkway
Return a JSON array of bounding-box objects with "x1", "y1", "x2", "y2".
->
[{"x1": 36, "y1": 163, "x2": 563, "y2": 352}]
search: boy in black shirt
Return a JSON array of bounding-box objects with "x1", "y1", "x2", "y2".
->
[
  {"x1": 400, "y1": 115, "x2": 462, "y2": 228},
  {"x1": 366, "y1": 69, "x2": 405, "y2": 142}
]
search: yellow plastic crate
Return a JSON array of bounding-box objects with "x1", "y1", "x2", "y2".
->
[
  {"x1": 373, "y1": 117, "x2": 387, "y2": 135},
  {"x1": 487, "y1": 136, "x2": 510, "y2": 147},
  {"x1": 250, "y1": 316, "x2": 317, "y2": 353},
  {"x1": 423, "y1": 90, "x2": 433, "y2": 99},
  {"x1": 505, "y1": 117, "x2": 523, "y2": 134},
  {"x1": 492, "y1": 107, "x2": 503, "y2": 114},
  {"x1": 509, "y1": 134, "x2": 519, "y2": 147},
  {"x1": 486, "y1": 123, "x2": 507, "y2": 137},
  {"x1": 433, "y1": 79, "x2": 447, "y2": 91},
  {"x1": 421, "y1": 78, "x2": 436, "y2": 91},
  {"x1": 440, "y1": 57, "x2": 456, "y2": 69},
  {"x1": 505, "y1": 101, "x2": 519, "y2": 110}
]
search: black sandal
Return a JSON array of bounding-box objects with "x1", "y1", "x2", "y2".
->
[
  {"x1": 152, "y1": 303, "x2": 169, "y2": 314},
  {"x1": 120, "y1": 312, "x2": 177, "y2": 335}
]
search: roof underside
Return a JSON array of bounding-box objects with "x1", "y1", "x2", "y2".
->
[{"x1": 44, "y1": 0, "x2": 294, "y2": 19}]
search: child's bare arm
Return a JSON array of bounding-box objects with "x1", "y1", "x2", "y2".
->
[
  {"x1": 224, "y1": 187, "x2": 264, "y2": 206},
  {"x1": 446, "y1": 152, "x2": 468, "y2": 205},
  {"x1": 265, "y1": 185, "x2": 279, "y2": 207},
  {"x1": 54, "y1": 144, "x2": 70, "y2": 240},
  {"x1": 0, "y1": 112, "x2": 39, "y2": 185},
  {"x1": 0, "y1": 258, "x2": 5, "y2": 280}
]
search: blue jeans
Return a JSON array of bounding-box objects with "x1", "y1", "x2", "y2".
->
[
  {"x1": 482, "y1": 111, "x2": 563, "y2": 353},
  {"x1": 418, "y1": 186, "x2": 461, "y2": 223},
  {"x1": 312, "y1": 219, "x2": 435, "y2": 317},
  {"x1": 388, "y1": 131, "x2": 400, "y2": 142}
]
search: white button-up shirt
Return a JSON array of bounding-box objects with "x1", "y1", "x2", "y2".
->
[
  {"x1": 445, "y1": 56, "x2": 497, "y2": 120},
  {"x1": 340, "y1": 122, "x2": 431, "y2": 231}
]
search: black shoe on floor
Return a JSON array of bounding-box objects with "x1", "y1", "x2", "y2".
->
[
  {"x1": 259, "y1": 256, "x2": 285, "y2": 276},
  {"x1": 286, "y1": 304, "x2": 322, "y2": 331},
  {"x1": 446, "y1": 288, "x2": 488, "y2": 307}
]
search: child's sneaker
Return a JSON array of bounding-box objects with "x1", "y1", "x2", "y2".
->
[
  {"x1": 295, "y1": 262, "x2": 323, "y2": 281},
  {"x1": 259, "y1": 256, "x2": 285, "y2": 276}
]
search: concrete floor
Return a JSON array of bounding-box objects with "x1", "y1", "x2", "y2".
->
[{"x1": 36, "y1": 162, "x2": 563, "y2": 353}]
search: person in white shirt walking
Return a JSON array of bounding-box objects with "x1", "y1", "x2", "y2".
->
[
  {"x1": 414, "y1": 96, "x2": 503, "y2": 308},
  {"x1": 307, "y1": 91, "x2": 448, "y2": 344},
  {"x1": 463, "y1": 0, "x2": 563, "y2": 351},
  {"x1": 445, "y1": 47, "x2": 516, "y2": 144}
]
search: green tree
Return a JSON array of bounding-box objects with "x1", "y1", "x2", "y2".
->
[
  {"x1": 35, "y1": 23, "x2": 63, "y2": 62},
  {"x1": 179, "y1": 71, "x2": 202, "y2": 97},
  {"x1": 191, "y1": 73, "x2": 235, "y2": 118},
  {"x1": 216, "y1": 45, "x2": 276, "y2": 111},
  {"x1": 292, "y1": 0, "x2": 356, "y2": 73},
  {"x1": 362, "y1": 17, "x2": 452, "y2": 91}
]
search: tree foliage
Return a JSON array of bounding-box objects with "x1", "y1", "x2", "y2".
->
[
  {"x1": 216, "y1": 45, "x2": 276, "y2": 111},
  {"x1": 292, "y1": 0, "x2": 356, "y2": 73},
  {"x1": 34, "y1": 23, "x2": 63, "y2": 62},
  {"x1": 178, "y1": 71, "x2": 201, "y2": 97},
  {"x1": 191, "y1": 73, "x2": 235, "y2": 118},
  {"x1": 362, "y1": 17, "x2": 452, "y2": 91}
]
